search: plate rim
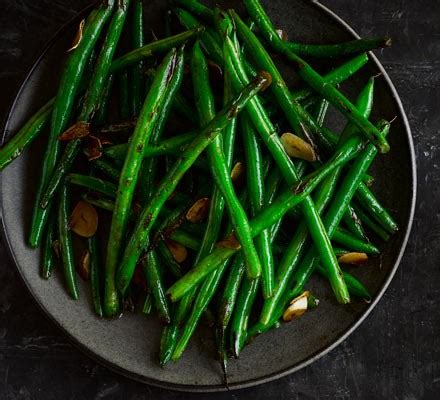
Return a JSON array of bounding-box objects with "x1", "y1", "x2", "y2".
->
[{"x1": 0, "y1": 0, "x2": 417, "y2": 393}]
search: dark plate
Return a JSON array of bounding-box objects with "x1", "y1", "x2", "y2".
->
[{"x1": 0, "y1": 0, "x2": 416, "y2": 392}]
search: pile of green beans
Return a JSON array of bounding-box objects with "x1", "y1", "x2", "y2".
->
[{"x1": 0, "y1": 0, "x2": 398, "y2": 376}]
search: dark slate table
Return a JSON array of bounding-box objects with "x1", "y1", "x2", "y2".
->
[{"x1": 0, "y1": 1, "x2": 438, "y2": 399}]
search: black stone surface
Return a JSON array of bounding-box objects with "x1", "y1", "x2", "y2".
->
[{"x1": 0, "y1": 0, "x2": 438, "y2": 399}]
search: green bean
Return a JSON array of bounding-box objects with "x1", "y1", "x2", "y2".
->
[
  {"x1": 29, "y1": 0, "x2": 115, "y2": 247},
  {"x1": 41, "y1": 220, "x2": 56, "y2": 279},
  {"x1": 291, "y1": 54, "x2": 368, "y2": 102},
  {"x1": 88, "y1": 235, "x2": 103, "y2": 317},
  {"x1": 286, "y1": 37, "x2": 391, "y2": 59},
  {"x1": 193, "y1": 41, "x2": 261, "y2": 279},
  {"x1": 156, "y1": 241, "x2": 183, "y2": 279},
  {"x1": 142, "y1": 250, "x2": 171, "y2": 324},
  {"x1": 169, "y1": 230, "x2": 200, "y2": 251},
  {"x1": 118, "y1": 71, "x2": 131, "y2": 119},
  {"x1": 332, "y1": 228, "x2": 380, "y2": 254},
  {"x1": 142, "y1": 292, "x2": 153, "y2": 314},
  {"x1": 91, "y1": 156, "x2": 121, "y2": 181},
  {"x1": 66, "y1": 173, "x2": 117, "y2": 198},
  {"x1": 0, "y1": 98, "x2": 54, "y2": 171},
  {"x1": 258, "y1": 167, "x2": 342, "y2": 325},
  {"x1": 241, "y1": 116, "x2": 273, "y2": 297},
  {"x1": 110, "y1": 27, "x2": 202, "y2": 73},
  {"x1": 174, "y1": 8, "x2": 223, "y2": 66},
  {"x1": 58, "y1": 184, "x2": 79, "y2": 300},
  {"x1": 351, "y1": 203, "x2": 391, "y2": 241},
  {"x1": 343, "y1": 204, "x2": 368, "y2": 241},
  {"x1": 231, "y1": 8, "x2": 389, "y2": 153},
  {"x1": 116, "y1": 73, "x2": 268, "y2": 296},
  {"x1": 173, "y1": 93, "x2": 199, "y2": 123},
  {"x1": 173, "y1": 0, "x2": 214, "y2": 24},
  {"x1": 221, "y1": 19, "x2": 350, "y2": 303},
  {"x1": 316, "y1": 265, "x2": 371, "y2": 301},
  {"x1": 160, "y1": 323, "x2": 179, "y2": 366},
  {"x1": 130, "y1": 0, "x2": 145, "y2": 115},
  {"x1": 289, "y1": 122, "x2": 390, "y2": 298},
  {"x1": 104, "y1": 48, "x2": 182, "y2": 317},
  {"x1": 171, "y1": 258, "x2": 231, "y2": 361},
  {"x1": 217, "y1": 254, "x2": 245, "y2": 338},
  {"x1": 40, "y1": 144, "x2": 82, "y2": 208},
  {"x1": 138, "y1": 47, "x2": 185, "y2": 204},
  {"x1": 40, "y1": 1, "x2": 130, "y2": 209},
  {"x1": 354, "y1": 186, "x2": 398, "y2": 233},
  {"x1": 249, "y1": 266, "x2": 371, "y2": 339},
  {"x1": 103, "y1": 131, "x2": 197, "y2": 161},
  {"x1": 94, "y1": 74, "x2": 115, "y2": 124}
]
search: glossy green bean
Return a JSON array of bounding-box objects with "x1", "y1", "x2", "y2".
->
[
  {"x1": 130, "y1": 0, "x2": 145, "y2": 115},
  {"x1": 351, "y1": 203, "x2": 391, "y2": 241},
  {"x1": 92, "y1": 156, "x2": 121, "y2": 181},
  {"x1": 105, "y1": 48, "x2": 182, "y2": 317},
  {"x1": 241, "y1": 116, "x2": 273, "y2": 297},
  {"x1": 116, "y1": 73, "x2": 268, "y2": 296},
  {"x1": 173, "y1": 0, "x2": 214, "y2": 24},
  {"x1": 94, "y1": 74, "x2": 115, "y2": 124},
  {"x1": 103, "y1": 131, "x2": 197, "y2": 161},
  {"x1": 142, "y1": 250, "x2": 171, "y2": 324},
  {"x1": 138, "y1": 48, "x2": 185, "y2": 204},
  {"x1": 354, "y1": 186, "x2": 398, "y2": 233},
  {"x1": 29, "y1": 0, "x2": 115, "y2": 247},
  {"x1": 258, "y1": 167, "x2": 342, "y2": 325},
  {"x1": 41, "y1": 220, "x2": 56, "y2": 279},
  {"x1": 142, "y1": 292, "x2": 153, "y2": 314},
  {"x1": 160, "y1": 323, "x2": 179, "y2": 366},
  {"x1": 157, "y1": 241, "x2": 183, "y2": 279},
  {"x1": 174, "y1": 8, "x2": 223, "y2": 66},
  {"x1": 58, "y1": 184, "x2": 79, "y2": 300},
  {"x1": 291, "y1": 54, "x2": 368, "y2": 102},
  {"x1": 110, "y1": 27, "x2": 202, "y2": 73},
  {"x1": 88, "y1": 235, "x2": 103, "y2": 317},
  {"x1": 66, "y1": 173, "x2": 117, "y2": 198},
  {"x1": 0, "y1": 98, "x2": 54, "y2": 171},
  {"x1": 171, "y1": 258, "x2": 231, "y2": 361},
  {"x1": 343, "y1": 204, "x2": 368, "y2": 241},
  {"x1": 332, "y1": 228, "x2": 379, "y2": 254}
]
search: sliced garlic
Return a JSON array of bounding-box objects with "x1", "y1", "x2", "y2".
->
[
  {"x1": 231, "y1": 161, "x2": 245, "y2": 184},
  {"x1": 186, "y1": 197, "x2": 210, "y2": 223},
  {"x1": 280, "y1": 132, "x2": 317, "y2": 162},
  {"x1": 338, "y1": 252, "x2": 368, "y2": 265},
  {"x1": 68, "y1": 19, "x2": 85, "y2": 52},
  {"x1": 165, "y1": 240, "x2": 188, "y2": 263},
  {"x1": 283, "y1": 291, "x2": 310, "y2": 322},
  {"x1": 69, "y1": 201, "x2": 98, "y2": 238}
]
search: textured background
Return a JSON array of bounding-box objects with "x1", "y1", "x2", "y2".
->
[{"x1": 0, "y1": 0, "x2": 438, "y2": 399}]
